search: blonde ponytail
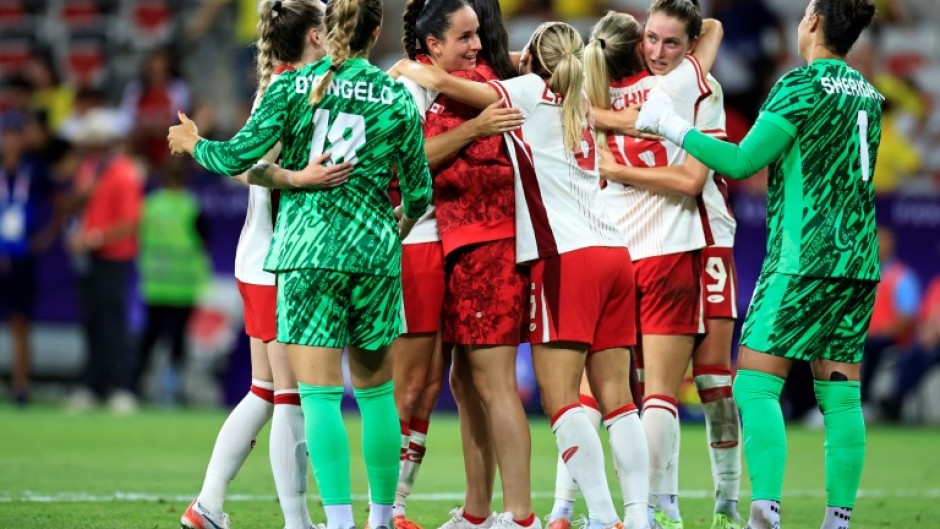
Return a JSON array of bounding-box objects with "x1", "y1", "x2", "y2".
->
[
  {"x1": 551, "y1": 50, "x2": 586, "y2": 153},
  {"x1": 584, "y1": 12, "x2": 643, "y2": 146},
  {"x1": 529, "y1": 23, "x2": 587, "y2": 153},
  {"x1": 583, "y1": 38, "x2": 610, "y2": 146},
  {"x1": 254, "y1": 0, "x2": 280, "y2": 106},
  {"x1": 310, "y1": 0, "x2": 361, "y2": 104}
]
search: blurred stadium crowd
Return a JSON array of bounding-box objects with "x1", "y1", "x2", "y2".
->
[{"x1": 1, "y1": 0, "x2": 939, "y2": 423}]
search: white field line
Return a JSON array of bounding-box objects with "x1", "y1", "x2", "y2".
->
[{"x1": 2, "y1": 489, "x2": 940, "y2": 503}]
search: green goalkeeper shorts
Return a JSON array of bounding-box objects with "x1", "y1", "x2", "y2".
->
[
  {"x1": 276, "y1": 268, "x2": 402, "y2": 350},
  {"x1": 740, "y1": 272, "x2": 877, "y2": 364}
]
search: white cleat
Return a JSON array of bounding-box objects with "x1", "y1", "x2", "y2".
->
[
  {"x1": 438, "y1": 508, "x2": 497, "y2": 529},
  {"x1": 181, "y1": 499, "x2": 231, "y2": 529},
  {"x1": 491, "y1": 512, "x2": 542, "y2": 529}
]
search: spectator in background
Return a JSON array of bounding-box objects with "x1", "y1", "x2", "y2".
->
[
  {"x1": 64, "y1": 108, "x2": 144, "y2": 415},
  {"x1": 27, "y1": 52, "x2": 75, "y2": 133},
  {"x1": 59, "y1": 87, "x2": 107, "y2": 144},
  {"x1": 707, "y1": 0, "x2": 788, "y2": 122},
  {"x1": 884, "y1": 271, "x2": 940, "y2": 421},
  {"x1": 187, "y1": 0, "x2": 259, "y2": 103},
  {"x1": 120, "y1": 47, "x2": 190, "y2": 169},
  {"x1": 872, "y1": 100, "x2": 922, "y2": 193},
  {"x1": 862, "y1": 225, "x2": 921, "y2": 408},
  {"x1": 136, "y1": 157, "x2": 210, "y2": 406},
  {"x1": 0, "y1": 113, "x2": 57, "y2": 406}
]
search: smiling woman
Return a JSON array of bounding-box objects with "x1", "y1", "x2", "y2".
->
[{"x1": 392, "y1": 1, "x2": 531, "y2": 527}]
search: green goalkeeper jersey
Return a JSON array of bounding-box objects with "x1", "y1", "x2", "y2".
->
[
  {"x1": 757, "y1": 58, "x2": 883, "y2": 280},
  {"x1": 194, "y1": 57, "x2": 432, "y2": 277}
]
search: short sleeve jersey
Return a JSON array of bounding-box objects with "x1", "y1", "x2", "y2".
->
[
  {"x1": 697, "y1": 75, "x2": 736, "y2": 248},
  {"x1": 488, "y1": 74, "x2": 624, "y2": 263},
  {"x1": 758, "y1": 58, "x2": 883, "y2": 280},
  {"x1": 194, "y1": 57, "x2": 432, "y2": 277},
  {"x1": 602, "y1": 56, "x2": 711, "y2": 260}
]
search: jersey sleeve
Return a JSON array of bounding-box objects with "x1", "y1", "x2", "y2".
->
[
  {"x1": 193, "y1": 75, "x2": 289, "y2": 176},
  {"x1": 758, "y1": 68, "x2": 815, "y2": 137},
  {"x1": 659, "y1": 56, "x2": 711, "y2": 110},
  {"x1": 395, "y1": 87, "x2": 433, "y2": 220},
  {"x1": 682, "y1": 116, "x2": 793, "y2": 180},
  {"x1": 398, "y1": 77, "x2": 433, "y2": 121},
  {"x1": 488, "y1": 74, "x2": 539, "y2": 114},
  {"x1": 696, "y1": 77, "x2": 727, "y2": 140}
]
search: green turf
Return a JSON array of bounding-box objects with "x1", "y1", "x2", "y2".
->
[{"x1": 0, "y1": 405, "x2": 937, "y2": 528}]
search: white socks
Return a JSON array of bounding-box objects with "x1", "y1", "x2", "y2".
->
[
  {"x1": 325, "y1": 504, "x2": 355, "y2": 529},
  {"x1": 604, "y1": 404, "x2": 649, "y2": 529},
  {"x1": 642, "y1": 395, "x2": 680, "y2": 522},
  {"x1": 748, "y1": 500, "x2": 781, "y2": 529},
  {"x1": 198, "y1": 380, "x2": 274, "y2": 514},
  {"x1": 551, "y1": 395, "x2": 602, "y2": 521},
  {"x1": 271, "y1": 389, "x2": 312, "y2": 529},
  {"x1": 694, "y1": 367, "x2": 741, "y2": 511},
  {"x1": 396, "y1": 417, "x2": 429, "y2": 515},
  {"x1": 821, "y1": 506, "x2": 852, "y2": 529},
  {"x1": 551, "y1": 404, "x2": 619, "y2": 527}
]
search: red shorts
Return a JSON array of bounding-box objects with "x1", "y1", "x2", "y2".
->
[
  {"x1": 237, "y1": 280, "x2": 277, "y2": 342},
  {"x1": 401, "y1": 242, "x2": 445, "y2": 334},
  {"x1": 443, "y1": 239, "x2": 528, "y2": 345},
  {"x1": 529, "y1": 246, "x2": 636, "y2": 351},
  {"x1": 701, "y1": 246, "x2": 738, "y2": 320},
  {"x1": 634, "y1": 251, "x2": 704, "y2": 335}
]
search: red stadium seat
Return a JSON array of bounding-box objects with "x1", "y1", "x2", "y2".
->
[
  {"x1": 0, "y1": 38, "x2": 32, "y2": 77},
  {"x1": 59, "y1": 0, "x2": 105, "y2": 29},
  {"x1": 64, "y1": 40, "x2": 107, "y2": 86},
  {"x1": 0, "y1": 0, "x2": 28, "y2": 28}
]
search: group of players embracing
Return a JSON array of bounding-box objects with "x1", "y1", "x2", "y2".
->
[{"x1": 166, "y1": 1, "x2": 883, "y2": 529}]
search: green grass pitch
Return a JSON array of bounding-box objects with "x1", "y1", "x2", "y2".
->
[{"x1": 0, "y1": 406, "x2": 937, "y2": 528}]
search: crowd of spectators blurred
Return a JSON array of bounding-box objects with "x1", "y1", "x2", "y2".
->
[{"x1": 0, "y1": 0, "x2": 938, "y2": 420}]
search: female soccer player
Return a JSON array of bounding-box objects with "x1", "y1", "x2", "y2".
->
[
  {"x1": 395, "y1": 1, "x2": 527, "y2": 529},
  {"x1": 179, "y1": 2, "x2": 330, "y2": 529},
  {"x1": 584, "y1": 3, "x2": 727, "y2": 527},
  {"x1": 637, "y1": 1, "x2": 881, "y2": 528},
  {"x1": 588, "y1": 4, "x2": 741, "y2": 528},
  {"x1": 392, "y1": 20, "x2": 645, "y2": 529},
  {"x1": 169, "y1": 1, "x2": 433, "y2": 528}
]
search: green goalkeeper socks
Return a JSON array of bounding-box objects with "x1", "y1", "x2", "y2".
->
[
  {"x1": 814, "y1": 379, "x2": 866, "y2": 509},
  {"x1": 299, "y1": 383, "x2": 351, "y2": 505},
  {"x1": 732, "y1": 369, "x2": 786, "y2": 502},
  {"x1": 354, "y1": 380, "x2": 399, "y2": 506}
]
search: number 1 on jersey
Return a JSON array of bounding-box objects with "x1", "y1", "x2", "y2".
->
[
  {"x1": 310, "y1": 109, "x2": 367, "y2": 165},
  {"x1": 857, "y1": 110, "x2": 870, "y2": 181}
]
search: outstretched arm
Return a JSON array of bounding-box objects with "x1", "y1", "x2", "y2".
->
[
  {"x1": 168, "y1": 80, "x2": 288, "y2": 176},
  {"x1": 598, "y1": 148, "x2": 711, "y2": 196},
  {"x1": 680, "y1": 118, "x2": 792, "y2": 180},
  {"x1": 637, "y1": 89, "x2": 793, "y2": 180},
  {"x1": 390, "y1": 60, "x2": 501, "y2": 109}
]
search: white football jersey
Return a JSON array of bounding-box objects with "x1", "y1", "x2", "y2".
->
[
  {"x1": 697, "y1": 75, "x2": 736, "y2": 248},
  {"x1": 234, "y1": 72, "x2": 286, "y2": 285},
  {"x1": 489, "y1": 74, "x2": 625, "y2": 263},
  {"x1": 601, "y1": 56, "x2": 711, "y2": 260},
  {"x1": 398, "y1": 76, "x2": 440, "y2": 245}
]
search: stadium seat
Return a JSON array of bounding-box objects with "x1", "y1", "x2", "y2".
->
[{"x1": 0, "y1": 37, "x2": 33, "y2": 78}]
